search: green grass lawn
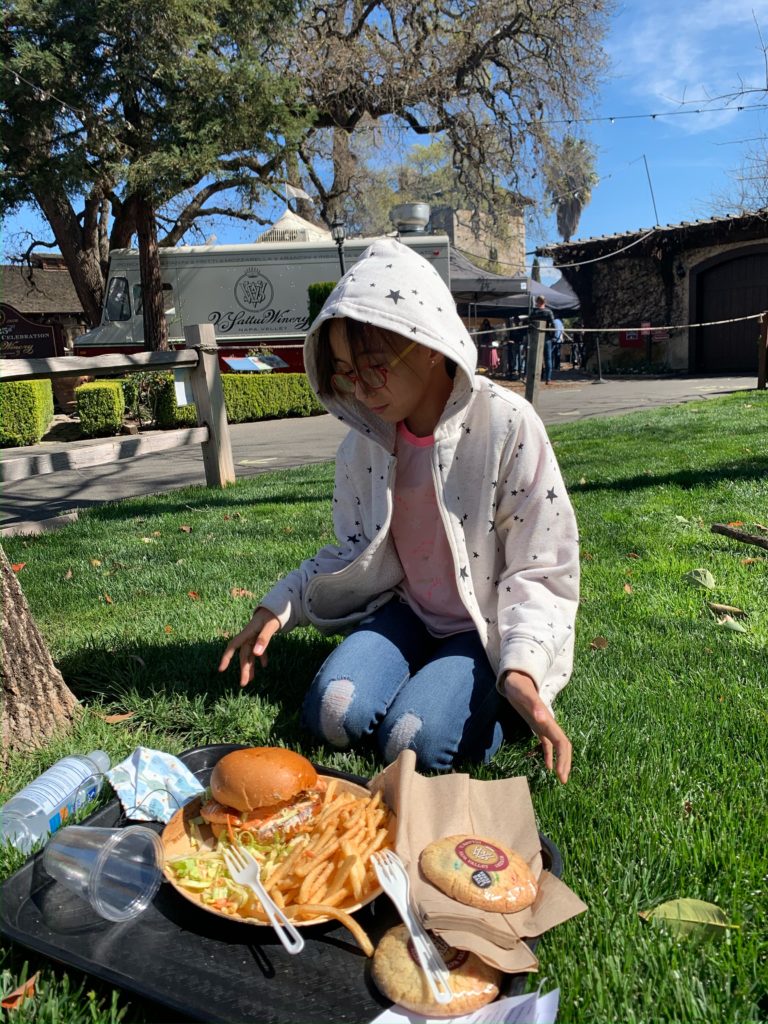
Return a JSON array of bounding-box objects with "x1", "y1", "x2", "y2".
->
[{"x1": 2, "y1": 390, "x2": 767, "y2": 1023}]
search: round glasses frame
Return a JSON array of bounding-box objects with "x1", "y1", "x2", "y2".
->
[{"x1": 331, "y1": 340, "x2": 417, "y2": 394}]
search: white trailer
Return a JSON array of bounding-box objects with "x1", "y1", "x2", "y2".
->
[{"x1": 75, "y1": 235, "x2": 451, "y2": 368}]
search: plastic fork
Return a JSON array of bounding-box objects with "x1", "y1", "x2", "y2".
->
[
  {"x1": 222, "y1": 845, "x2": 305, "y2": 954},
  {"x1": 371, "y1": 849, "x2": 452, "y2": 1005}
]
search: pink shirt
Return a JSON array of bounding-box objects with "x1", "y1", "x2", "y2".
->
[{"x1": 391, "y1": 421, "x2": 474, "y2": 636}]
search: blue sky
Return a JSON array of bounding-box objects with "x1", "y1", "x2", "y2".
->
[
  {"x1": 535, "y1": 0, "x2": 768, "y2": 249},
  {"x1": 3, "y1": 0, "x2": 767, "y2": 266}
]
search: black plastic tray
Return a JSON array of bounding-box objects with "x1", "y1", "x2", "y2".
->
[{"x1": 0, "y1": 744, "x2": 562, "y2": 1024}]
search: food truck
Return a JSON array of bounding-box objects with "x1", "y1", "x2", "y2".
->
[{"x1": 74, "y1": 234, "x2": 451, "y2": 372}]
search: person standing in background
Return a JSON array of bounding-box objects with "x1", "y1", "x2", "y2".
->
[
  {"x1": 553, "y1": 317, "x2": 564, "y2": 372},
  {"x1": 529, "y1": 296, "x2": 555, "y2": 385}
]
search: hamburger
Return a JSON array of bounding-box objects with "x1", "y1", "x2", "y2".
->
[{"x1": 200, "y1": 747, "x2": 326, "y2": 841}]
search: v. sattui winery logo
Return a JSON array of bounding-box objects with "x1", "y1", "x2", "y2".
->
[{"x1": 234, "y1": 269, "x2": 274, "y2": 311}]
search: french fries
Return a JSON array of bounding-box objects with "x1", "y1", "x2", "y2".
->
[{"x1": 209, "y1": 780, "x2": 392, "y2": 953}]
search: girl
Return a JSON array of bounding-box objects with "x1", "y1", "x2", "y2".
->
[{"x1": 219, "y1": 238, "x2": 579, "y2": 782}]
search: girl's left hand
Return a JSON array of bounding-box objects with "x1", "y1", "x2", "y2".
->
[{"x1": 502, "y1": 671, "x2": 572, "y2": 783}]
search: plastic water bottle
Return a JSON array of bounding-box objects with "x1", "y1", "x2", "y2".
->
[{"x1": 0, "y1": 751, "x2": 111, "y2": 855}]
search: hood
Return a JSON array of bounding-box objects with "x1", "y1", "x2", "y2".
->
[{"x1": 303, "y1": 237, "x2": 477, "y2": 448}]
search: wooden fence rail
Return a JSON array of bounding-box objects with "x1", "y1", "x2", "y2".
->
[{"x1": 1, "y1": 323, "x2": 235, "y2": 489}]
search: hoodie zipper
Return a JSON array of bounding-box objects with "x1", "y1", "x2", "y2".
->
[
  {"x1": 304, "y1": 456, "x2": 398, "y2": 608},
  {"x1": 430, "y1": 444, "x2": 487, "y2": 641}
]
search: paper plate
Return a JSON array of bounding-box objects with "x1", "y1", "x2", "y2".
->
[{"x1": 161, "y1": 776, "x2": 387, "y2": 927}]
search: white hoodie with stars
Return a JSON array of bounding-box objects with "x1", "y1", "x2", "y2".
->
[{"x1": 258, "y1": 238, "x2": 580, "y2": 711}]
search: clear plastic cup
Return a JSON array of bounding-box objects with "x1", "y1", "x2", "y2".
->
[{"x1": 42, "y1": 825, "x2": 163, "y2": 922}]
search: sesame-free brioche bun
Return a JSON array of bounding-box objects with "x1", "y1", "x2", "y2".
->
[
  {"x1": 371, "y1": 924, "x2": 502, "y2": 1017},
  {"x1": 209, "y1": 747, "x2": 318, "y2": 813}
]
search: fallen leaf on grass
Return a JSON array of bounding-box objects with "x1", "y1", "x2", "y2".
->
[
  {"x1": 639, "y1": 898, "x2": 738, "y2": 938},
  {"x1": 164, "y1": 625, "x2": 173, "y2": 634},
  {"x1": 685, "y1": 568, "x2": 715, "y2": 589},
  {"x1": 141, "y1": 537, "x2": 156, "y2": 544},
  {"x1": 626, "y1": 552, "x2": 640, "y2": 559},
  {"x1": 64, "y1": 568, "x2": 73, "y2": 580},
  {"x1": 707, "y1": 602, "x2": 746, "y2": 617},
  {"x1": 179, "y1": 525, "x2": 192, "y2": 533},
  {"x1": 152, "y1": 531, "x2": 161, "y2": 537},
  {"x1": 187, "y1": 591, "x2": 200, "y2": 600},
  {"x1": 716, "y1": 615, "x2": 748, "y2": 633},
  {"x1": 90, "y1": 558, "x2": 102, "y2": 567},
  {"x1": 11, "y1": 563, "x2": 26, "y2": 573},
  {"x1": 590, "y1": 636, "x2": 609, "y2": 650},
  {"x1": 103, "y1": 593, "x2": 113, "y2": 605},
  {"x1": 97, "y1": 711, "x2": 136, "y2": 724},
  {"x1": 726, "y1": 521, "x2": 744, "y2": 528},
  {"x1": 623, "y1": 583, "x2": 633, "y2": 594},
  {"x1": 2, "y1": 972, "x2": 39, "y2": 1009},
  {"x1": 230, "y1": 587, "x2": 255, "y2": 599}
]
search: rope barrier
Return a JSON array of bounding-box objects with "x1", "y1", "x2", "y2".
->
[
  {"x1": 471, "y1": 311, "x2": 764, "y2": 339},
  {"x1": 229, "y1": 311, "x2": 765, "y2": 348}
]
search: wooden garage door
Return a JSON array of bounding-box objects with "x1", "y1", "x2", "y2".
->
[{"x1": 696, "y1": 249, "x2": 768, "y2": 372}]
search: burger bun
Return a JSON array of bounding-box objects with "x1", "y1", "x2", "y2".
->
[{"x1": 210, "y1": 747, "x2": 318, "y2": 812}]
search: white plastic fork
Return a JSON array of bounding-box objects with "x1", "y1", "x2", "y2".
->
[
  {"x1": 371, "y1": 849, "x2": 452, "y2": 1005},
  {"x1": 222, "y1": 845, "x2": 305, "y2": 954}
]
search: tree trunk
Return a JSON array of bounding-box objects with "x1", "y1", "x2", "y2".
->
[
  {"x1": 34, "y1": 186, "x2": 106, "y2": 327},
  {"x1": 136, "y1": 195, "x2": 169, "y2": 351},
  {"x1": 1, "y1": 548, "x2": 79, "y2": 768}
]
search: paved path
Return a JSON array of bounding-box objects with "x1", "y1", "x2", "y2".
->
[{"x1": 1, "y1": 373, "x2": 757, "y2": 534}]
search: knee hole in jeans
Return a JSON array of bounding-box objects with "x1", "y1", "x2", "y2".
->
[
  {"x1": 383, "y1": 711, "x2": 422, "y2": 764},
  {"x1": 319, "y1": 677, "x2": 355, "y2": 748}
]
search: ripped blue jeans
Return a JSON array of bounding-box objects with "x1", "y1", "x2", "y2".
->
[{"x1": 301, "y1": 598, "x2": 511, "y2": 772}]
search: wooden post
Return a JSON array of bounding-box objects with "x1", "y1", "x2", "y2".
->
[
  {"x1": 525, "y1": 324, "x2": 546, "y2": 408},
  {"x1": 184, "y1": 323, "x2": 236, "y2": 487},
  {"x1": 758, "y1": 312, "x2": 768, "y2": 391}
]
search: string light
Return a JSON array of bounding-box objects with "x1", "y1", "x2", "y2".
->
[{"x1": 532, "y1": 99, "x2": 768, "y2": 127}]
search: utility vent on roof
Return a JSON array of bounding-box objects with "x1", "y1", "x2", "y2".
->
[
  {"x1": 255, "y1": 209, "x2": 332, "y2": 244},
  {"x1": 258, "y1": 226, "x2": 312, "y2": 243}
]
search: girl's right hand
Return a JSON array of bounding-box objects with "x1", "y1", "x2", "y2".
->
[{"x1": 218, "y1": 607, "x2": 281, "y2": 688}]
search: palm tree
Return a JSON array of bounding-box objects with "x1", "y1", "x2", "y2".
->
[{"x1": 545, "y1": 136, "x2": 599, "y2": 242}]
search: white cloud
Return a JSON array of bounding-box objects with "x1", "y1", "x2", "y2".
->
[{"x1": 604, "y1": 0, "x2": 768, "y2": 132}]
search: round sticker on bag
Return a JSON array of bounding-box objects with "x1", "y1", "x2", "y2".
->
[
  {"x1": 454, "y1": 838, "x2": 509, "y2": 872},
  {"x1": 407, "y1": 934, "x2": 468, "y2": 971}
]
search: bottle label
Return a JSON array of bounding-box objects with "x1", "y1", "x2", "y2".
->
[
  {"x1": 46, "y1": 780, "x2": 100, "y2": 833},
  {"x1": 17, "y1": 764, "x2": 101, "y2": 836}
]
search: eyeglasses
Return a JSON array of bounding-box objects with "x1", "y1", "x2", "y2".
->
[{"x1": 331, "y1": 341, "x2": 417, "y2": 394}]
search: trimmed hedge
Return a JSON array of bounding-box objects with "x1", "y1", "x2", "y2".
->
[
  {"x1": 0, "y1": 380, "x2": 54, "y2": 447},
  {"x1": 156, "y1": 372, "x2": 324, "y2": 429},
  {"x1": 76, "y1": 380, "x2": 125, "y2": 437},
  {"x1": 308, "y1": 281, "x2": 336, "y2": 324}
]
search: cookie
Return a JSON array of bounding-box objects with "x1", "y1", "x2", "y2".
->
[
  {"x1": 419, "y1": 834, "x2": 538, "y2": 913},
  {"x1": 371, "y1": 924, "x2": 502, "y2": 1017}
]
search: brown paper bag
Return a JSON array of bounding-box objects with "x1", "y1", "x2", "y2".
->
[{"x1": 370, "y1": 750, "x2": 587, "y2": 973}]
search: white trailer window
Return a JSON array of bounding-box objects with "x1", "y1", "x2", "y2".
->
[
  {"x1": 131, "y1": 283, "x2": 176, "y2": 316},
  {"x1": 104, "y1": 277, "x2": 131, "y2": 321}
]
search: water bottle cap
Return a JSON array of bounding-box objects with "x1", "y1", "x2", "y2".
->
[{"x1": 85, "y1": 751, "x2": 111, "y2": 774}]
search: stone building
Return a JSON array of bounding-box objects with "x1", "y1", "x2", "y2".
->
[
  {"x1": 430, "y1": 206, "x2": 526, "y2": 276},
  {"x1": 540, "y1": 210, "x2": 767, "y2": 373}
]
